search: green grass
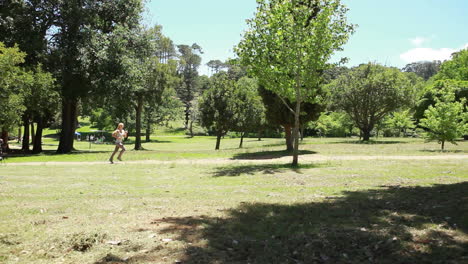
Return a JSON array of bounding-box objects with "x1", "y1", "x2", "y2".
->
[
  {"x1": 5, "y1": 136, "x2": 468, "y2": 163},
  {"x1": 1, "y1": 137, "x2": 467, "y2": 263}
]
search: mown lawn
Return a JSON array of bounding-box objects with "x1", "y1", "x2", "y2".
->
[
  {"x1": 1, "y1": 137, "x2": 467, "y2": 263},
  {"x1": 4, "y1": 136, "x2": 468, "y2": 163}
]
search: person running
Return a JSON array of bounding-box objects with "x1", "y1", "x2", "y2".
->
[{"x1": 109, "y1": 123, "x2": 127, "y2": 164}]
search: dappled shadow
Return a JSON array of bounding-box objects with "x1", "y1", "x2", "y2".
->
[
  {"x1": 212, "y1": 163, "x2": 321, "y2": 177},
  {"x1": 329, "y1": 140, "x2": 409, "y2": 145},
  {"x1": 147, "y1": 182, "x2": 468, "y2": 263},
  {"x1": 233, "y1": 150, "x2": 317, "y2": 160}
]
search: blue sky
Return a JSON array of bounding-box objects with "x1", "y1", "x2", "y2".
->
[{"x1": 144, "y1": 0, "x2": 468, "y2": 75}]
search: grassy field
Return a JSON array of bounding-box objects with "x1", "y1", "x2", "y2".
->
[
  {"x1": 1, "y1": 136, "x2": 467, "y2": 263},
  {"x1": 4, "y1": 135, "x2": 468, "y2": 163}
]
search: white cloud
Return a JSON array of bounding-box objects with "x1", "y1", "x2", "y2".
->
[
  {"x1": 410, "y1": 37, "x2": 429, "y2": 47},
  {"x1": 400, "y1": 44, "x2": 467, "y2": 63}
]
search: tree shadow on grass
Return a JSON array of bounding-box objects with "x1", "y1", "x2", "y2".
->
[
  {"x1": 212, "y1": 163, "x2": 321, "y2": 177},
  {"x1": 129, "y1": 182, "x2": 468, "y2": 264},
  {"x1": 233, "y1": 150, "x2": 317, "y2": 160}
]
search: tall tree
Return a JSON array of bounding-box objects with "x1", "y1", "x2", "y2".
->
[
  {"x1": 329, "y1": 63, "x2": 414, "y2": 141},
  {"x1": 200, "y1": 73, "x2": 238, "y2": 150},
  {"x1": 51, "y1": 0, "x2": 143, "y2": 153},
  {"x1": 236, "y1": 0, "x2": 354, "y2": 165},
  {"x1": 234, "y1": 77, "x2": 265, "y2": 148},
  {"x1": 177, "y1": 44, "x2": 203, "y2": 129}
]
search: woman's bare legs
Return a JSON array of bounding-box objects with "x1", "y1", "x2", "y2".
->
[{"x1": 109, "y1": 143, "x2": 125, "y2": 163}]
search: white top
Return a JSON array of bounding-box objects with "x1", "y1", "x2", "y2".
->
[{"x1": 115, "y1": 130, "x2": 125, "y2": 143}]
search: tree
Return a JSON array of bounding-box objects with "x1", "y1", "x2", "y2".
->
[
  {"x1": 312, "y1": 111, "x2": 355, "y2": 137},
  {"x1": 236, "y1": 0, "x2": 354, "y2": 165},
  {"x1": 234, "y1": 77, "x2": 265, "y2": 148},
  {"x1": 259, "y1": 86, "x2": 323, "y2": 150},
  {"x1": 414, "y1": 49, "x2": 468, "y2": 122},
  {"x1": 329, "y1": 63, "x2": 414, "y2": 141},
  {"x1": 200, "y1": 73, "x2": 238, "y2": 150},
  {"x1": 402, "y1": 61, "x2": 441, "y2": 81},
  {"x1": 206, "y1": 60, "x2": 226, "y2": 75},
  {"x1": 50, "y1": 0, "x2": 143, "y2": 153},
  {"x1": 0, "y1": 43, "x2": 28, "y2": 151},
  {"x1": 144, "y1": 86, "x2": 183, "y2": 142},
  {"x1": 386, "y1": 110, "x2": 416, "y2": 137},
  {"x1": 177, "y1": 44, "x2": 203, "y2": 129},
  {"x1": 420, "y1": 84, "x2": 467, "y2": 150}
]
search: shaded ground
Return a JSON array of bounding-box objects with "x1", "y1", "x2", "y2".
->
[{"x1": 145, "y1": 183, "x2": 468, "y2": 264}]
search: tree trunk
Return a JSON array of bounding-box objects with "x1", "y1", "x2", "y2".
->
[
  {"x1": 215, "y1": 131, "x2": 222, "y2": 150},
  {"x1": 257, "y1": 130, "x2": 262, "y2": 141},
  {"x1": 441, "y1": 140, "x2": 445, "y2": 151},
  {"x1": 284, "y1": 124, "x2": 293, "y2": 151},
  {"x1": 57, "y1": 98, "x2": 78, "y2": 153},
  {"x1": 22, "y1": 114, "x2": 30, "y2": 152},
  {"x1": 239, "y1": 132, "x2": 245, "y2": 148},
  {"x1": 134, "y1": 96, "x2": 143, "y2": 150},
  {"x1": 362, "y1": 129, "x2": 371, "y2": 141},
  {"x1": 145, "y1": 117, "x2": 151, "y2": 143},
  {"x1": 145, "y1": 110, "x2": 151, "y2": 142},
  {"x1": 32, "y1": 118, "x2": 43, "y2": 154},
  {"x1": 31, "y1": 121, "x2": 35, "y2": 145},
  {"x1": 17, "y1": 127, "x2": 21, "y2": 143},
  {"x1": 189, "y1": 120, "x2": 194, "y2": 138},
  {"x1": 184, "y1": 103, "x2": 190, "y2": 129},
  {"x1": 1, "y1": 129, "x2": 9, "y2": 152},
  {"x1": 292, "y1": 100, "x2": 301, "y2": 166}
]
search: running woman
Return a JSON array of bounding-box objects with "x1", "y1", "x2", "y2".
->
[{"x1": 109, "y1": 123, "x2": 127, "y2": 163}]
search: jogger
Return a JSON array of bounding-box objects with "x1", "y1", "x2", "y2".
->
[{"x1": 109, "y1": 123, "x2": 127, "y2": 164}]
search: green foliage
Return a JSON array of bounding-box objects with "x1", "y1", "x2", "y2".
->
[
  {"x1": 329, "y1": 63, "x2": 414, "y2": 140},
  {"x1": 0, "y1": 43, "x2": 27, "y2": 129},
  {"x1": 233, "y1": 77, "x2": 265, "y2": 134},
  {"x1": 414, "y1": 49, "x2": 468, "y2": 121},
  {"x1": 236, "y1": 0, "x2": 354, "y2": 164},
  {"x1": 420, "y1": 85, "x2": 467, "y2": 150},
  {"x1": 236, "y1": 0, "x2": 355, "y2": 103},
  {"x1": 386, "y1": 110, "x2": 416, "y2": 137},
  {"x1": 312, "y1": 112, "x2": 354, "y2": 137},
  {"x1": 200, "y1": 73, "x2": 238, "y2": 148},
  {"x1": 434, "y1": 49, "x2": 468, "y2": 81}
]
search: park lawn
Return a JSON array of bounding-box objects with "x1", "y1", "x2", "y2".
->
[
  {"x1": 0, "y1": 157, "x2": 467, "y2": 263},
  {"x1": 4, "y1": 137, "x2": 468, "y2": 163}
]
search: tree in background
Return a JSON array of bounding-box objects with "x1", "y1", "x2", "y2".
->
[
  {"x1": 386, "y1": 110, "x2": 416, "y2": 137},
  {"x1": 177, "y1": 44, "x2": 203, "y2": 129},
  {"x1": 200, "y1": 73, "x2": 238, "y2": 150},
  {"x1": 206, "y1": 60, "x2": 226, "y2": 75},
  {"x1": 144, "y1": 86, "x2": 183, "y2": 141},
  {"x1": 415, "y1": 49, "x2": 468, "y2": 122},
  {"x1": 403, "y1": 61, "x2": 441, "y2": 81},
  {"x1": 233, "y1": 77, "x2": 265, "y2": 148},
  {"x1": 259, "y1": 86, "x2": 323, "y2": 150},
  {"x1": 27, "y1": 65, "x2": 58, "y2": 153},
  {"x1": 0, "y1": 43, "x2": 28, "y2": 151},
  {"x1": 312, "y1": 112, "x2": 355, "y2": 137},
  {"x1": 237, "y1": 0, "x2": 354, "y2": 165},
  {"x1": 420, "y1": 82, "x2": 467, "y2": 150},
  {"x1": 329, "y1": 63, "x2": 414, "y2": 141}
]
